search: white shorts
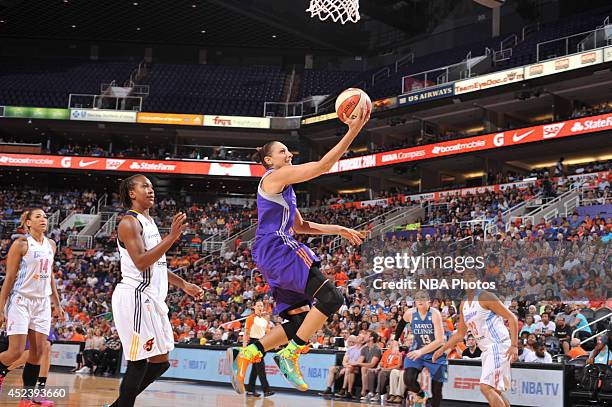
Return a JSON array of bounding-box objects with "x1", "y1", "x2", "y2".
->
[
  {"x1": 112, "y1": 285, "x2": 174, "y2": 361},
  {"x1": 4, "y1": 293, "x2": 51, "y2": 336},
  {"x1": 480, "y1": 342, "x2": 512, "y2": 392}
]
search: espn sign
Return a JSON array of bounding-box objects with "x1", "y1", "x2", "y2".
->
[{"x1": 453, "y1": 377, "x2": 480, "y2": 390}]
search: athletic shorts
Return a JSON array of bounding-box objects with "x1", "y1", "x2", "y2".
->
[
  {"x1": 481, "y1": 342, "x2": 511, "y2": 392},
  {"x1": 4, "y1": 293, "x2": 51, "y2": 336},
  {"x1": 404, "y1": 357, "x2": 447, "y2": 383},
  {"x1": 112, "y1": 285, "x2": 174, "y2": 361}
]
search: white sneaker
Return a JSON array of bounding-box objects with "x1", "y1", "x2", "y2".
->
[{"x1": 75, "y1": 366, "x2": 91, "y2": 374}]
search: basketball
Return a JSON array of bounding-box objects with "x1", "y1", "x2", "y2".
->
[{"x1": 335, "y1": 88, "x2": 371, "y2": 123}]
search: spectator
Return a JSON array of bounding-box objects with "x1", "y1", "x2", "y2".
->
[
  {"x1": 319, "y1": 334, "x2": 363, "y2": 397},
  {"x1": 461, "y1": 334, "x2": 482, "y2": 359},
  {"x1": 364, "y1": 339, "x2": 402, "y2": 402},
  {"x1": 98, "y1": 329, "x2": 122, "y2": 376},
  {"x1": 350, "y1": 330, "x2": 382, "y2": 401},
  {"x1": 566, "y1": 338, "x2": 588, "y2": 359},
  {"x1": 76, "y1": 328, "x2": 105, "y2": 374},
  {"x1": 524, "y1": 342, "x2": 552, "y2": 363},
  {"x1": 534, "y1": 312, "x2": 556, "y2": 346}
]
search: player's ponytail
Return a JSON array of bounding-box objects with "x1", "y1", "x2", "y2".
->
[
  {"x1": 119, "y1": 174, "x2": 144, "y2": 208},
  {"x1": 251, "y1": 142, "x2": 277, "y2": 169}
]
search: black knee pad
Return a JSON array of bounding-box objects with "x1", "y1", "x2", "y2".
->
[
  {"x1": 281, "y1": 311, "x2": 308, "y2": 339},
  {"x1": 305, "y1": 266, "x2": 344, "y2": 318}
]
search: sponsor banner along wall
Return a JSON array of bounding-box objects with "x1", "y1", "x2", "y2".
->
[
  {"x1": 50, "y1": 343, "x2": 81, "y2": 367},
  {"x1": 0, "y1": 154, "x2": 266, "y2": 177},
  {"x1": 328, "y1": 112, "x2": 612, "y2": 173},
  {"x1": 454, "y1": 67, "x2": 525, "y2": 95},
  {"x1": 136, "y1": 112, "x2": 203, "y2": 126},
  {"x1": 444, "y1": 362, "x2": 563, "y2": 406},
  {"x1": 120, "y1": 347, "x2": 335, "y2": 391},
  {"x1": 525, "y1": 49, "x2": 603, "y2": 79},
  {"x1": 4, "y1": 106, "x2": 70, "y2": 120},
  {"x1": 70, "y1": 109, "x2": 137, "y2": 123},
  {"x1": 605, "y1": 46, "x2": 612, "y2": 62},
  {"x1": 399, "y1": 84, "x2": 455, "y2": 106},
  {"x1": 1, "y1": 114, "x2": 611, "y2": 177},
  {"x1": 202, "y1": 115, "x2": 270, "y2": 129}
]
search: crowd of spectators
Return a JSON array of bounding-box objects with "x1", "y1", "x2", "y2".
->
[{"x1": 0, "y1": 166, "x2": 609, "y2": 391}]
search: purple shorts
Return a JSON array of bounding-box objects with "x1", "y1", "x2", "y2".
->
[{"x1": 253, "y1": 234, "x2": 319, "y2": 315}]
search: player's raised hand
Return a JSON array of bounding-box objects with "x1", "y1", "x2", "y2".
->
[
  {"x1": 170, "y1": 212, "x2": 188, "y2": 240},
  {"x1": 338, "y1": 226, "x2": 366, "y2": 246},
  {"x1": 343, "y1": 104, "x2": 371, "y2": 133}
]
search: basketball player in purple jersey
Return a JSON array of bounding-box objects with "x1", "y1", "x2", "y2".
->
[{"x1": 229, "y1": 106, "x2": 370, "y2": 393}]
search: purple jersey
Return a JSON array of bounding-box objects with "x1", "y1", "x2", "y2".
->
[{"x1": 252, "y1": 169, "x2": 319, "y2": 314}]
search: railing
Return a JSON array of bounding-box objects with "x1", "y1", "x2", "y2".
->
[
  {"x1": 579, "y1": 185, "x2": 611, "y2": 206},
  {"x1": 522, "y1": 22, "x2": 541, "y2": 41},
  {"x1": 263, "y1": 101, "x2": 305, "y2": 117},
  {"x1": 507, "y1": 188, "x2": 578, "y2": 229},
  {"x1": 97, "y1": 193, "x2": 108, "y2": 214},
  {"x1": 67, "y1": 235, "x2": 93, "y2": 249},
  {"x1": 395, "y1": 53, "x2": 414, "y2": 72},
  {"x1": 402, "y1": 59, "x2": 470, "y2": 93},
  {"x1": 48, "y1": 210, "x2": 60, "y2": 230},
  {"x1": 571, "y1": 312, "x2": 612, "y2": 344},
  {"x1": 372, "y1": 67, "x2": 391, "y2": 87},
  {"x1": 536, "y1": 25, "x2": 611, "y2": 62},
  {"x1": 94, "y1": 212, "x2": 117, "y2": 239},
  {"x1": 68, "y1": 93, "x2": 143, "y2": 111},
  {"x1": 100, "y1": 80, "x2": 117, "y2": 94},
  {"x1": 500, "y1": 34, "x2": 518, "y2": 51},
  {"x1": 493, "y1": 48, "x2": 512, "y2": 62}
]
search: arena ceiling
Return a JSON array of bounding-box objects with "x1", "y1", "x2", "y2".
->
[{"x1": 0, "y1": 0, "x2": 461, "y2": 54}]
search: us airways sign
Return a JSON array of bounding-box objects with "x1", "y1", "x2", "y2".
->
[{"x1": 399, "y1": 84, "x2": 455, "y2": 106}]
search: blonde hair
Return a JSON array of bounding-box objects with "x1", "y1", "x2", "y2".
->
[{"x1": 19, "y1": 208, "x2": 44, "y2": 232}]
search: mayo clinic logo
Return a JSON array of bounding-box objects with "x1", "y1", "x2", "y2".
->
[{"x1": 61, "y1": 157, "x2": 72, "y2": 168}]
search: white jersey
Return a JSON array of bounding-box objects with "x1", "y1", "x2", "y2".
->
[
  {"x1": 462, "y1": 291, "x2": 510, "y2": 352},
  {"x1": 117, "y1": 210, "x2": 168, "y2": 303},
  {"x1": 12, "y1": 235, "x2": 54, "y2": 298}
]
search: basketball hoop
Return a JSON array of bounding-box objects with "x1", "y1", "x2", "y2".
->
[{"x1": 307, "y1": 0, "x2": 360, "y2": 24}]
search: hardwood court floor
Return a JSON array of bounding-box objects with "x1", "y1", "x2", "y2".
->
[{"x1": 1, "y1": 371, "x2": 476, "y2": 407}]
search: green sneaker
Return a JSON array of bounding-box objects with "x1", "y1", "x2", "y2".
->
[
  {"x1": 413, "y1": 391, "x2": 429, "y2": 407},
  {"x1": 273, "y1": 340, "x2": 309, "y2": 391},
  {"x1": 228, "y1": 345, "x2": 262, "y2": 394}
]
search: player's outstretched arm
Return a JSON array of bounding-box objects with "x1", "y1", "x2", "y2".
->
[
  {"x1": 292, "y1": 209, "x2": 365, "y2": 245},
  {"x1": 167, "y1": 270, "x2": 203, "y2": 299},
  {"x1": 264, "y1": 108, "x2": 370, "y2": 190},
  {"x1": 433, "y1": 302, "x2": 467, "y2": 362},
  {"x1": 0, "y1": 238, "x2": 27, "y2": 325},
  {"x1": 480, "y1": 291, "x2": 519, "y2": 361},
  {"x1": 118, "y1": 212, "x2": 186, "y2": 272}
]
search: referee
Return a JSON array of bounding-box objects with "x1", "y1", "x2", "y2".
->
[{"x1": 244, "y1": 301, "x2": 274, "y2": 397}]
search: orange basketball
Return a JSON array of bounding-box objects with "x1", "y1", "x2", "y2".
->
[{"x1": 335, "y1": 88, "x2": 371, "y2": 123}]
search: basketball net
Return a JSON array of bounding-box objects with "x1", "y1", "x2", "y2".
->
[{"x1": 307, "y1": 0, "x2": 360, "y2": 24}]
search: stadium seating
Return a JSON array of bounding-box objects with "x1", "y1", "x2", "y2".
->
[
  {"x1": 0, "y1": 58, "x2": 136, "y2": 108},
  {"x1": 142, "y1": 64, "x2": 285, "y2": 116}
]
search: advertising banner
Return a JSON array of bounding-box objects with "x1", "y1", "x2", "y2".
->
[
  {"x1": 203, "y1": 115, "x2": 270, "y2": 129},
  {"x1": 70, "y1": 109, "x2": 137, "y2": 123},
  {"x1": 605, "y1": 46, "x2": 612, "y2": 62},
  {"x1": 0, "y1": 154, "x2": 266, "y2": 177},
  {"x1": 525, "y1": 49, "x2": 603, "y2": 79},
  {"x1": 121, "y1": 347, "x2": 335, "y2": 391},
  {"x1": 399, "y1": 84, "x2": 455, "y2": 106},
  {"x1": 454, "y1": 67, "x2": 525, "y2": 95},
  {"x1": 301, "y1": 112, "x2": 338, "y2": 125},
  {"x1": 136, "y1": 112, "x2": 203, "y2": 126},
  {"x1": 4, "y1": 106, "x2": 70, "y2": 120},
  {"x1": 50, "y1": 343, "x2": 81, "y2": 367},
  {"x1": 444, "y1": 362, "x2": 564, "y2": 406},
  {"x1": 372, "y1": 96, "x2": 398, "y2": 112}
]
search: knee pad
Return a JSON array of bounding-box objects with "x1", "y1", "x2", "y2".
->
[
  {"x1": 281, "y1": 311, "x2": 307, "y2": 339},
  {"x1": 305, "y1": 266, "x2": 344, "y2": 318}
]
